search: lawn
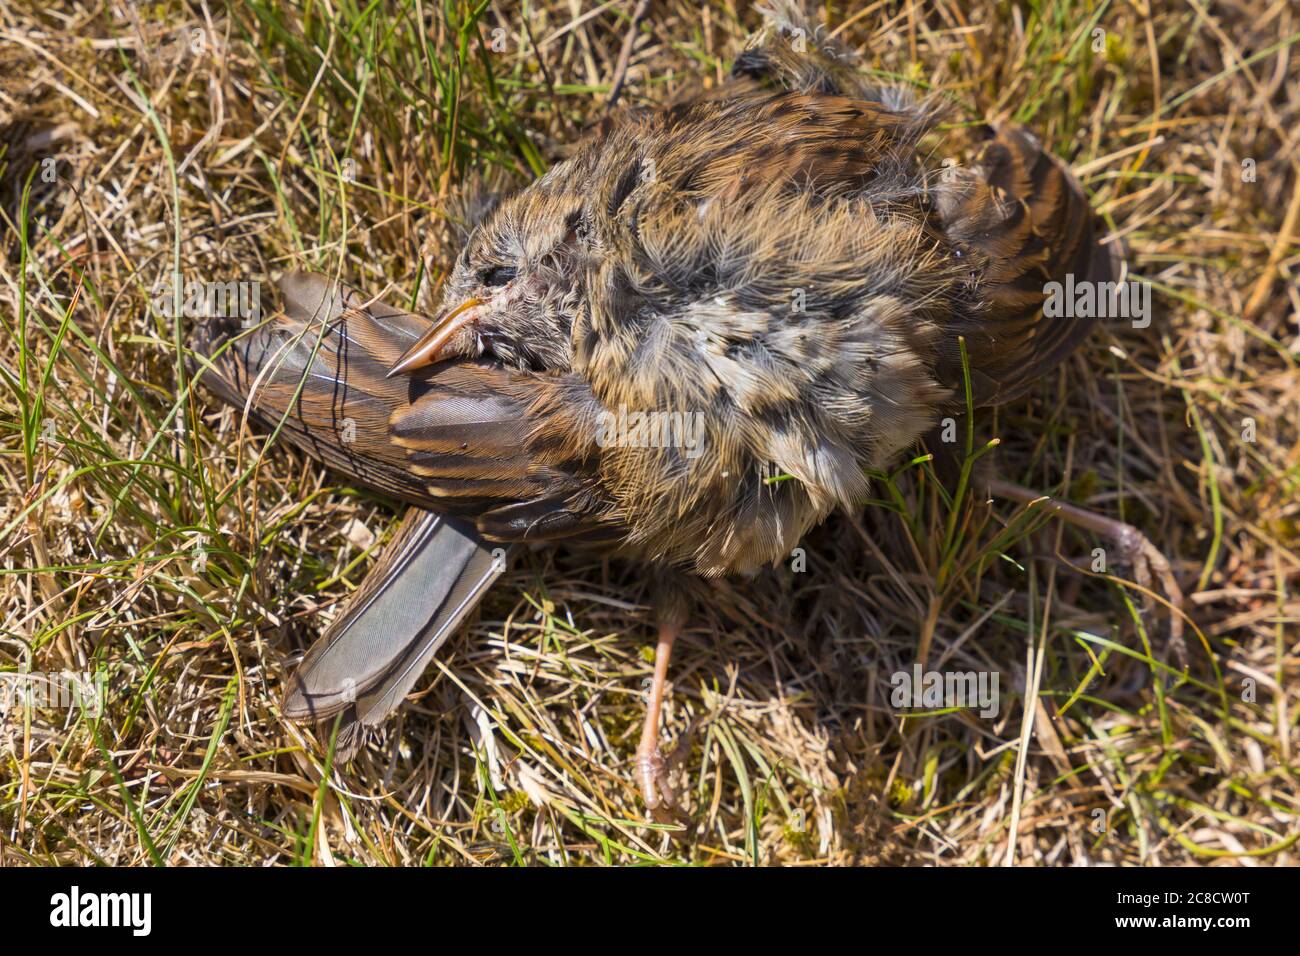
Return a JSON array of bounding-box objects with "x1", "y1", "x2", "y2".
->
[{"x1": 0, "y1": 0, "x2": 1296, "y2": 865}]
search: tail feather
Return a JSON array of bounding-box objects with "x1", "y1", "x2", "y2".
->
[{"x1": 284, "y1": 507, "x2": 506, "y2": 760}]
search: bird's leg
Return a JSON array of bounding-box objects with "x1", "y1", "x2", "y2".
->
[
  {"x1": 635, "y1": 618, "x2": 679, "y2": 819},
  {"x1": 986, "y1": 478, "x2": 1186, "y2": 668}
]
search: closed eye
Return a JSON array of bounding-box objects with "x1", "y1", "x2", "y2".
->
[{"x1": 479, "y1": 265, "x2": 516, "y2": 287}]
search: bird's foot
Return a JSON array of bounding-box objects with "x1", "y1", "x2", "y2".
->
[
  {"x1": 635, "y1": 744, "x2": 681, "y2": 823},
  {"x1": 1103, "y1": 518, "x2": 1188, "y2": 673}
]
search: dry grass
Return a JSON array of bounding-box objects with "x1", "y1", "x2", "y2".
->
[{"x1": 1, "y1": 0, "x2": 1297, "y2": 866}]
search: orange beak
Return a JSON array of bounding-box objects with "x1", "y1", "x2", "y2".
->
[{"x1": 387, "y1": 297, "x2": 484, "y2": 378}]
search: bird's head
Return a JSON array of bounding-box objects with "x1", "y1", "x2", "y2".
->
[{"x1": 389, "y1": 172, "x2": 607, "y2": 377}]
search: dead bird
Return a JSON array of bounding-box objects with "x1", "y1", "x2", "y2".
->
[{"x1": 193, "y1": 5, "x2": 1181, "y2": 818}]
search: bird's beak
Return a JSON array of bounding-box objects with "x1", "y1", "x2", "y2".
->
[{"x1": 387, "y1": 297, "x2": 485, "y2": 378}]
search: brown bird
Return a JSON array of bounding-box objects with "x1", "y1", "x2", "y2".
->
[{"x1": 193, "y1": 7, "x2": 1180, "y2": 816}]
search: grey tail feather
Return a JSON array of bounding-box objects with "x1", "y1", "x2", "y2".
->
[{"x1": 283, "y1": 506, "x2": 508, "y2": 761}]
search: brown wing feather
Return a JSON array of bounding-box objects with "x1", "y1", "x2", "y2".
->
[
  {"x1": 390, "y1": 365, "x2": 621, "y2": 545},
  {"x1": 193, "y1": 273, "x2": 616, "y2": 545},
  {"x1": 936, "y1": 124, "x2": 1121, "y2": 406}
]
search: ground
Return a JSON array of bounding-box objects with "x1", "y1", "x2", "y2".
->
[{"x1": 0, "y1": 0, "x2": 1297, "y2": 866}]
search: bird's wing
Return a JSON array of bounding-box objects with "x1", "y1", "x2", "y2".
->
[
  {"x1": 933, "y1": 122, "x2": 1122, "y2": 407},
  {"x1": 620, "y1": 89, "x2": 930, "y2": 206},
  {"x1": 194, "y1": 272, "x2": 618, "y2": 546},
  {"x1": 193, "y1": 273, "x2": 620, "y2": 755}
]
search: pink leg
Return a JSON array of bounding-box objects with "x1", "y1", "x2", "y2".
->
[
  {"x1": 987, "y1": 478, "x2": 1186, "y2": 665},
  {"x1": 635, "y1": 620, "x2": 679, "y2": 818}
]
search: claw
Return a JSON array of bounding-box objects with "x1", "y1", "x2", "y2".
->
[
  {"x1": 636, "y1": 747, "x2": 679, "y2": 822},
  {"x1": 1108, "y1": 523, "x2": 1188, "y2": 673}
]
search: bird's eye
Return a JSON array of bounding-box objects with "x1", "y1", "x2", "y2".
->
[{"x1": 479, "y1": 265, "x2": 516, "y2": 287}]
